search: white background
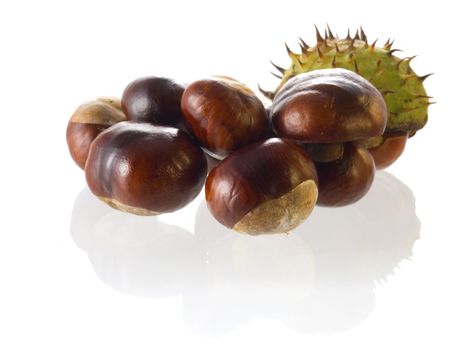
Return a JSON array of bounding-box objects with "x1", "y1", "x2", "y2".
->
[{"x1": 0, "y1": 0, "x2": 465, "y2": 349}]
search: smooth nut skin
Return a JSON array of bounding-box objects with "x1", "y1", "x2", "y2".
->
[
  {"x1": 368, "y1": 133, "x2": 408, "y2": 169},
  {"x1": 181, "y1": 76, "x2": 268, "y2": 159},
  {"x1": 316, "y1": 143, "x2": 375, "y2": 207},
  {"x1": 205, "y1": 138, "x2": 319, "y2": 233},
  {"x1": 66, "y1": 98, "x2": 126, "y2": 169},
  {"x1": 121, "y1": 76, "x2": 185, "y2": 127},
  {"x1": 271, "y1": 68, "x2": 387, "y2": 143},
  {"x1": 85, "y1": 122, "x2": 207, "y2": 215}
]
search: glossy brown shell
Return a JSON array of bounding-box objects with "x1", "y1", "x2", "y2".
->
[
  {"x1": 316, "y1": 143, "x2": 375, "y2": 206},
  {"x1": 85, "y1": 122, "x2": 207, "y2": 213},
  {"x1": 205, "y1": 138, "x2": 318, "y2": 228},
  {"x1": 121, "y1": 77, "x2": 185, "y2": 127},
  {"x1": 368, "y1": 134, "x2": 408, "y2": 169},
  {"x1": 271, "y1": 68, "x2": 387, "y2": 143},
  {"x1": 181, "y1": 76, "x2": 268, "y2": 158},
  {"x1": 67, "y1": 123, "x2": 107, "y2": 169}
]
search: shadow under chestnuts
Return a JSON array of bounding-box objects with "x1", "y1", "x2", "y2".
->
[{"x1": 66, "y1": 68, "x2": 416, "y2": 235}]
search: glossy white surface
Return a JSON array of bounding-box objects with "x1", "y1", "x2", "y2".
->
[{"x1": 1, "y1": 1, "x2": 465, "y2": 349}]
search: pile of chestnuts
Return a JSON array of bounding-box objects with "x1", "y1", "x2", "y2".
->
[{"x1": 67, "y1": 68, "x2": 408, "y2": 235}]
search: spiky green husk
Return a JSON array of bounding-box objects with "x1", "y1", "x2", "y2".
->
[{"x1": 264, "y1": 26, "x2": 432, "y2": 134}]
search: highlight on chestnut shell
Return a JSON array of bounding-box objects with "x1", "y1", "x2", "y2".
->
[
  {"x1": 205, "y1": 138, "x2": 319, "y2": 235},
  {"x1": 85, "y1": 122, "x2": 207, "y2": 215},
  {"x1": 315, "y1": 143, "x2": 375, "y2": 207},
  {"x1": 270, "y1": 68, "x2": 387, "y2": 143},
  {"x1": 66, "y1": 97, "x2": 126, "y2": 169},
  {"x1": 180, "y1": 76, "x2": 268, "y2": 159},
  {"x1": 121, "y1": 76, "x2": 185, "y2": 127}
]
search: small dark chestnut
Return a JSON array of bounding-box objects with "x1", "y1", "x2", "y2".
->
[
  {"x1": 205, "y1": 138, "x2": 319, "y2": 235},
  {"x1": 121, "y1": 76, "x2": 185, "y2": 127},
  {"x1": 367, "y1": 133, "x2": 408, "y2": 169},
  {"x1": 181, "y1": 76, "x2": 268, "y2": 159},
  {"x1": 271, "y1": 68, "x2": 387, "y2": 143},
  {"x1": 85, "y1": 122, "x2": 207, "y2": 215},
  {"x1": 66, "y1": 97, "x2": 126, "y2": 169},
  {"x1": 315, "y1": 143, "x2": 375, "y2": 206}
]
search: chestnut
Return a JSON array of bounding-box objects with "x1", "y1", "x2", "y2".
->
[
  {"x1": 367, "y1": 133, "x2": 408, "y2": 169},
  {"x1": 181, "y1": 76, "x2": 268, "y2": 159},
  {"x1": 205, "y1": 138, "x2": 319, "y2": 235},
  {"x1": 121, "y1": 76, "x2": 185, "y2": 127},
  {"x1": 270, "y1": 68, "x2": 387, "y2": 143},
  {"x1": 85, "y1": 122, "x2": 207, "y2": 215},
  {"x1": 315, "y1": 143, "x2": 375, "y2": 207},
  {"x1": 66, "y1": 97, "x2": 126, "y2": 169}
]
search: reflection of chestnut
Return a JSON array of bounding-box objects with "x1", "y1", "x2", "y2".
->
[
  {"x1": 66, "y1": 97, "x2": 126, "y2": 169},
  {"x1": 85, "y1": 122, "x2": 207, "y2": 215},
  {"x1": 121, "y1": 76, "x2": 185, "y2": 127},
  {"x1": 271, "y1": 68, "x2": 387, "y2": 143},
  {"x1": 181, "y1": 76, "x2": 268, "y2": 159},
  {"x1": 367, "y1": 133, "x2": 408, "y2": 169},
  {"x1": 316, "y1": 143, "x2": 375, "y2": 206},
  {"x1": 205, "y1": 138, "x2": 318, "y2": 234}
]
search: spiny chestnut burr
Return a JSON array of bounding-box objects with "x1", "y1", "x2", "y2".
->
[
  {"x1": 121, "y1": 76, "x2": 185, "y2": 127},
  {"x1": 315, "y1": 143, "x2": 375, "y2": 207},
  {"x1": 181, "y1": 76, "x2": 268, "y2": 159},
  {"x1": 85, "y1": 122, "x2": 207, "y2": 215},
  {"x1": 205, "y1": 138, "x2": 319, "y2": 235},
  {"x1": 270, "y1": 68, "x2": 387, "y2": 143},
  {"x1": 66, "y1": 97, "x2": 126, "y2": 169}
]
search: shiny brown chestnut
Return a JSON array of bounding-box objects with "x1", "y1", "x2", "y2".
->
[
  {"x1": 205, "y1": 138, "x2": 319, "y2": 235},
  {"x1": 315, "y1": 143, "x2": 375, "y2": 207},
  {"x1": 181, "y1": 76, "x2": 268, "y2": 159},
  {"x1": 367, "y1": 133, "x2": 408, "y2": 169},
  {"x1": 270, "y1": 68, "x2": 387, "y2": 143},
  {"x1": 85, "y1": 122, "x2": 207, "y2": 215},
  {"x1": 121, "y1": 76, "x2": 185, "y2": 127},
  {"x1": 66, "y1": 97, "x2": 126, "y2": 169}
]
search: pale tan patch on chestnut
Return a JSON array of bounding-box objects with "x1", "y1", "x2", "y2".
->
[
  {"x1": 233, "y1": 180, "x2": 318, "y2": 235},
  {"x1": 70, "y1": 99, "x2": 126, "y2": 125},
  {"x1": 99, "y1": 197, "x2": 160, "y2": 216},
  {"x1": 214, "y1": 76, "x2": 256, "y2": 97},
  {"x1": 96, "y1": 97, "x2": 122, "y2": 111}
]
